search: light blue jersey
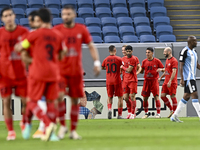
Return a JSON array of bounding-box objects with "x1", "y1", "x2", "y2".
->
[{"x1": 179, "y1": 46, "x2": 198, "y2": 84}]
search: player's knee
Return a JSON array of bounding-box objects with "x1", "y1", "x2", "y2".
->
[
  {"x1": 161, "y1": 93, "x2": 166, "y2": 98},
  {"x1": 170, "y1": 94, "x2": 176, "y2": 98}
]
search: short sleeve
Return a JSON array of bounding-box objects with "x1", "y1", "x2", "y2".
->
[
  {"x1": 102, "y1": 59, "x2": 106, "y2": 67},
  {"x1": 172, "y1": 59, "x2": 178, "y2": 69},
  {"x1": 82, "y1": 26, "x2": 92, "y2": 44},
  {"x1": 179, "y1": 48, "x2": 187, "y2": 62},
  {"x1": 141, "y1": 60, "x2": 145, "y2": 69},
  {"x1": 129, "y1": 57, "x2": 136, "y2": 67},
  {"x1": 158, "y1": 59, "x2": 164, "y2": 68},
  {"x1": 135, "y1": 57, "x2": 139, "y2": 65}
]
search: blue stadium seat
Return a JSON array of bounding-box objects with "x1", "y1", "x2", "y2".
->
[
  {"x1": 159, "y1": 35, "x2": 176, "y2": 42},
  {"x1": 61, "y1": 0, "x2": 77, "y2": 10},
  {"x1": 153, "y1": 17, "x2": 170, "y2": 30},
  {"x1": 15, "y1": 18, "x2": 19, "y2": 25},
  {"x1": 136, "y1": 26, "x2": 152, "y2": 37},
  {"x1": 113, "y1": 7, "x2": 129, "y2": 18},
  {"x1": 92, "y1": 36, "x2": 103, "y2": 43},
  {"x1": 94, "y1": 0, "x2": 110, "y2": 8},
  {"x1": 87, "y1": 27, "x2": 102, "y2": 37},
  {"x1": 134, "y1": 17, "x2": 150, "y2": 27},
  {"x1": 78, "y1": 8, "x2": 94, "y2": 19},
  {"x1": 117, "y1": 17, "x2": 133, "y2": 27},
  {"x1": 119, "y1": 26, "x2": 135, "y2": 38},
  {"x1": 148, "y1": 0, "x2": 164, "y2": 10},
  {"x1": 96, "y1": 7, "x2": 111, "y2": 19},
  {"x1": 48, "y1": 8, "x2": 60, "y2": 18},
  {"x1": 101, "y1": 17, "x2": 117, "y2": 27},
  {"x1": 26, "y1": 8, "x2": 39, "y2": 16},
  {"x1": 52, "y1": 18, "x2": 62, "y2": 26},
  {"x1": 111, "y1": 0, "x2": 127, "y2": 8},
  {"x1": 0, "y1": 0, "x2": 10, "y2": 8},
  {"x1": 28, "y1": 0, "x2": 43, "y2": 8},
  {"x1": 156, "y1": 25, "x2": 173, "y2": 38},
  {"x1": 75, "y1": 17, "x2": 84, "y2": 24},
  {"x1": 104, "y1": 36, "x2": 121, "y2": 43},
  {"x1": 140, "y1": 35, "x2": 156, "y2": 43},
  {"x1": 150, "y1": 7, "x2": 167, "y2": 21},
  {"x1": 130, "y1": 7, "x2": 146, "y2": 18},
  {"x1": 11, "y1": 0, "x2": 27, "y2": 11},
  {"x1": 129, "y1": 0, "x2": 145, "y2": 8},
  {"x1": 13, "y1": 8, "x2": 25, "y2": 20},
  {"x1": 45, "y1": 0, "x2": 60, "y2": 9},
  {"x1": 0, "y1": 20, "x2": 2, "y2": 27},
  {"x1": 122, "y1": 35, "x2": 138, "y2": 43},
  {"x1": 85, "y1": 17, "x2": 101, "y2": 28},
  {"x1": 20, "y1": 18, "x2": 29, "y2": 27},
  {"x1": 102, "y1": 26, "x2": 118, "y2": 37},
  {"x1": 77, "y1": 0, "x2": 93, "y2": 9}
]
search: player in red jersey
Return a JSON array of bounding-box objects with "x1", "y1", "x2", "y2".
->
[
  {"x1": 15, "y1": 8, "x2": 67, "y2": 141},
  {"x1": 0, "y1": 8, "x2": 29, "y2": 140},
  {"x1": 102, "y1": 45, "x2": 124, "y2": 119},
  {"x1": 53, "y1": 5, "x2": 100, "y2": 139},
  {"x1": 121, "y1": 45, "x2": 141, "y2": 119},
  {"x1": 157, "y1": 47, "x2": 178, "y2": 118},
  {"x1": 140, "y1": 47, "x2": 164, "y2": 119}
]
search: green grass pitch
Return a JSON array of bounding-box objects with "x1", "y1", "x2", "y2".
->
[{"x1": 0, "y1": 118, "x2": 200, "y2": 150}]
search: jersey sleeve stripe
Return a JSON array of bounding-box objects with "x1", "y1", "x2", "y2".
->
[{"x1": 180, "y1": 47, "x2": 187, "y2": 55}]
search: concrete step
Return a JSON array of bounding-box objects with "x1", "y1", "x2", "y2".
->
[
  {"x1": 170, "y1": 19, "x2": 200, "y2": 29},
  {"x1": 164, "y1": 0, "x2": 200, "y2": 6},
  {"x1": 167, "y1": 10, "x2": 200, "y2": 19},
  {"x1": 173, "y1": 29, "x2": 200, "y2": 41}
]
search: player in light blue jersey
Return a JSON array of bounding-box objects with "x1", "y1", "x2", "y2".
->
[{"x1": 171, "y1": 36, "x2": 200, "y2": 122}]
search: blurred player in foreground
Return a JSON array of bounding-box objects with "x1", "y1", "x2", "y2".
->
[
  {"x1": 0, "y1": 7, "x2": 29, "y2": 140},
  {"x1": 53, "y1": 5, "x2": 100, "y2": 139},
  {"x1": 170, "y1": 36, "x2": 200, "y2": 122},
  {"x1": 140, "y1": 47, "x2": 164, "y2": 119},
  {"x1": 102, "y1": 45, "x2": 124, "y2": 119},
  {"x1": 157, "y1": 47, "x2": 178, "y2": 118}
]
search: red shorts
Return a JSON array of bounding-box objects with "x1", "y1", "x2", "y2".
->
[
  {"x1": 58, "y1": 75, "x2": 84, "y2": 98},
  {"x1": 28, "y1": 77, "x2": 58, "y2": 101},
  {"x1": 161, "y1": 83, "x2": 177, "y2": 95},
  {"x1": 123, "y1": 81, "x2": 137, "y2": 94},
  {"x1": 0, "y1": 76, "x2": 27, "y2": 98},
  {"x1": 106, "y1": 83, "x2": 123, "y2": 98},
  {"x1": 142, "y1": 79, "x2": 159, "y2": 97}
]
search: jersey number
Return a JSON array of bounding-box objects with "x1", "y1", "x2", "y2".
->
[
  {"x1": 46, "y1": 44, "x2": 54, "y2": 61},
  {"x1": 107, "y1": 63, "x2": 117, "y2": 73}
]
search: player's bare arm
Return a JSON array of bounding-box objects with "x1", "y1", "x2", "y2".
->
[
  {"x1": 140, "y1": 68, "x2": 144, "y2": 74},
  {"x1": 158, "y1": 72, "x2": 165, "y2": 83},
  {"x1": 168, "y1": 68, "x2": 177, "y2": 87},
  {"x1": 179, "y1": 62, "x2": 185, "y2": 86},
  {"x1": 120, "y1": 65, "x2": 134, "y2": 73},
  {"x1": 101, "y1": 67, "x2": 106, "y2": 70},
  {"x1": 157, "y1": 68, "x2": 165, "y2": 72},
  {"x1": 58, "y1": 41, "x2": 68, "y2": 60},
  {"x1": 197, "y1": 61, "x2": 200, "y2": 70},
  {"x1": 21, "y1": 51, "x2": 33, "y2": 65},
  {"x1": 136, "y1": 64, "x2": 142, "y2": 75}
]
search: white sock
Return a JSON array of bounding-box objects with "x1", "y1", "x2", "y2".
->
[
  {"x1": 38, "y1": 121, "x2": 45, "y2": 132},
  {"x1": 37, "y1": 97, "x2": 47, "y2": 132},
  {"x1": 192, "y1": 99, "x2": 200, "y2": 118},
  {"x1": 174, "y1": 98, "x2": 187, "y2": 116}
]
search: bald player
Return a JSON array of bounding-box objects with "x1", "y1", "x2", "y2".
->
[
  {"x1": 170, "y1": 36, "x2": 200, "y2": 122},
  {"x1": 157, "y1": 47, "x2": 178, "y2": 118}
]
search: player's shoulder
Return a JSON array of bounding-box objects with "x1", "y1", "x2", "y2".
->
[
  {"x1": 17, "y1": 25, "x2": 29, "y2": 32},
  {"x1": 114, "y1": 55, "x2": 122, "y2": 60},
  {"x1": 154, "y1": 57, "x2": 161, "y2": 62},
  {"x1": 75, "y1": 23, "x2": 86, "y2": 28},
  {"x1": 53, "y1": 24, "x2": 63, "y2": 30},
  {"x1": 142, "y1": 58, "x2": 148, "y2": 62},
  {"x1": 180, "y1": 46, "x2": 188, "y2": 54},
  {"x1": 172, "y1": 56, "x2": 178, "y2": 62}
]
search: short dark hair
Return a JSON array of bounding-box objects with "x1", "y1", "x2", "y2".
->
[
  {"x1": 28, "y1": 10, "x2": 39, "y2": 22},
  {"x1": 109, "y1": 45, "x2": 115, "y2": 52},
  {"x1": 1, "y1": 7, "x2": 14, "y2": 17},
  {"x1": 62, "y1": 5, "x2": 76, "y2": 11},
  {"x1": 146, "y1": 47, "x2": 154, "y2": 52},
  {"x1": 125, "y1": 45, "x2": 133, "y2": 51},
  {"x1": 38, "y1": 8, "x2": 51, "y2": 23}
]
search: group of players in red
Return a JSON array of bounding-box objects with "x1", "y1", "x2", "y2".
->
[
  {"x1": 0, "y1": 6, "x2": 100, "y2": 141},
  {"x1": 102, "y1": 45, "x2": 178, "y2": 120}
]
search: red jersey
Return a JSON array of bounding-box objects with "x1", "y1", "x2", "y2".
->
[
  {"x1": 102, "y1": 55, "x2": 122, "y2": 85},
  {"x1": 23, "y1": 28, "x2": 63, "y2": 82},
  {"x1": 53, "y1": 23, "x2": 92, "y2": 76},
  {"x1": 142, "y1": 57, "x2": 164, "y2": 80},
  {"x1": 122, "y1": 56, "x2": 138, "y2": 82},
  {"x1": 0, "y1": 25, "x2": 28, "y2": 80},
  {"x1": 164, "y1": 57, "x2": 178, "y2": 84}
]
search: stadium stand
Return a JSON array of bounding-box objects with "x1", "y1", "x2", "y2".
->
[
  {"x1": 156, "y1": 25, "x2": 173, "y2": 39},
  {"x1": 113, "y1": 7, "x2": 129, "y2": 18},
  {"x1": 75, "y1": 17, "x2": 85, "y2": 24},
  {"x1": 104, "y1": 35, "x2": 121, "y2": 43},
  {"x1": 92, "y1": 36, "x2": 103, "y2": 43},
  {"x1": 159, "y1": 35, "x2": 176, "y2": 42},
  {"x1": 87, "y1": 26, "x2": 102, "y2": 37},
  {"x1": 148, "y1": 0, "x2": 164, "y2": 10},
  {"x1": 45, "y1": 0, "x2": 60, "y2": 9},
  {"x1": 136, "y1": 26, "x2": 152, "y2": 37},
  {"x1": 48, "y1": 8, "x2": 60, "y2": 18},
  {"x1": 13, "y1": 8, "x2": 25, "y2": 20},
  {"x1": 129, "y1": 0, "x2": 145, "y2": 8},
  {"x1": 150, "y1": 7, "x2": 167, "y2": 21},
  {"x1": 78, "y1": 8, "x2": 94, "y2": 19},
  {"x1": 130, "y1": 7, "x2": 146, "y2": 18},
  {"x1": 28, "y1": 0, "x2": 44, "y2": 8},
  {"x1": 0, "y1": 0, "x2": 10, "y2": 8},
  {"x1": 11, "y1": 0, "x2": 27, "y2": 11},
  {"x1": 102, "y1": 26, "x2": 119, "y2": 37},
  {"x1": 52, "y1": 18, "x2": 62, "y2": 26},
  {"x1": 122, "y1": 35, "x2": 138, "y2": 43},
  {"x1": 20, "y1": 18, "x2": 29, "y2": 27},
  {"x1": 94, "y1": 0, "x2": 110, "y2": 8},
  {"x1": 119, "y1": 26, "x2": 135, "y2": 38},
  {"x1": 101, "y1": 17, "x2": 117, "y2": 27},
  {"x1": 111, "y1": 0, "x2": 127, "y2": 8},
  {"x1": 26, "y1": 8, "x2": 39, "y2": 16},
  {"x1": 140, "y1": 35, "x2": 156, "y2": 43},
  {"x1": 78, "y1": 0, "x2": 93, "y2": 9},
  {"x1": 117, "y1": 17, "x2": 133, "y2": 27},
  {"x1": 95, "y1": 7, "x2": 112, "y2": 19},
  {"x1": 61, "y1": 0, "x2": 77, "y2": 10},
  {"x1": 153, "y1": 17, "x2": 170, "y2": 31},
  {"x1": 134, "y1": 17, "x2": 150, "y2": 27},
  {"x1": 85, "y1": 17, "x2": 101, "y2": 28}
]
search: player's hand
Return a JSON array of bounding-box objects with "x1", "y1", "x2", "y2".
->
[
  {"x1": 94, "y1": 66, "x2": 101, "y2": 76},
  {"x1": 167, "y1": 80, "x2": 171, "y2": 87},
  {"x1": 120, "y1": 65, "x2": 123, "y2": 69},
  {"x1": 180, "y1": 79, "x2": 184, "y2": 87},
  {"x1": 158, "y1": 78, "x2": 161, "y2": 83},
  {"x1": 157, "y1": 68, "x2": 163, "y2": 72}
]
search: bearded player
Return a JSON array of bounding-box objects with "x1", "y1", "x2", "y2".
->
[
  {"x1": 53, "y1": 5, "x2": 100, "y2": 139},
  {"x1": 0, "y1": 7, "x2": 29, "y2": 140},
  {"x1": 102, "y1": 45, "x2": 124, "y2": 119},
  {"x1": 140, "y1": 47, "x2": 164, "y2": 119},
  {"x1": 157, "y1": 47, "x2": 178, "y2": 118}
]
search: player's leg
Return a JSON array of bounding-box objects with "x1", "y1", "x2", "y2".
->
[
  {"x1": 141, "y1": 80, "x2": 150, "y2": 119},
  {"x1": 114, "y1": 83, "x2": 124, "y2": 119},
  {"x1": 106, "y1": 84, "x2": 114, "y2": 119},
  {"x1": 169, "y1": 83, "x2": 178, "y2": 114},
  {"x1": 129, "y1": 82, "x2": 137, "y2": 119},
  {"x1": 154, "y1": 95, "x2": 161, "y2": 118},
  {"x1": 142, "y1": 97, "x2": 149, "y2": 119},
  {"x1": 123, "y1": 82, "x2": 132, "y2": 119},
  {"x1": 170, "y1": 94, "x2": 177, "y2": 112},
  {"x1": 191, "y1": 91, "x2": 200, "y2": 119}
]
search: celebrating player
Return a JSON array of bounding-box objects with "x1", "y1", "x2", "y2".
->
[
  {"x1": 53, "y1": 5, "x2": 100, "y2": 139},
  {"x1": 121, "y1": 45, "x2": 141, "y2": 119},
  {"x1": 0, "y1": 8, "x2": 29, "y2": 140},
  {"x1": 140, "y1": 47, "x2": 164, "y2": 119},
  {"x1": 102, "y1": 45, "x2": 124, "y2": 119},
  {"x1": 157, "y1": 47, "x2": 178, "y2": 118},
  {"x1": 170, "y1": 36, "x2": 200, "y2": 122}
]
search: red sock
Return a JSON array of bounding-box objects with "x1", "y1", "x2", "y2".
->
[
  {"x1": 161, "y1": 97, "x2": 173, "y2": 111},
  {"x1": 118, "y1": 108, "x2": 123, "y2": 116},
  {"x1": 155, "y1": 100, "x2": 161, "y2": 114},
  {"x1": 5, "y1": 118, "x2": 13, "y2": 131},
  {"x1": 70, "y1": 104, "x2": 79, "y2": 131},
  {"x1": 22, "y1": 113, "x2": 26, "y2": 124},
  {"x1": 171, "y1": 97, "x2": 177, "y2": 111},
  {"x1": 131, "y1": 100, "x2": 136, "y2": 114},
  {"x1": 107, "y1": 103, "x2": 112, "y2": 111},
  {"x1": 58, "y1": 101, "x2": 66, "y2": 126},
  {"x1": 47, "y1": 102, "x2": 57, "y2": 124},
  {"x1": 143, "y1": 101, "x2": 148, "y2": 113},
  {"x1": 126, "y1": 99, "x2": 132, "y2": 113}
]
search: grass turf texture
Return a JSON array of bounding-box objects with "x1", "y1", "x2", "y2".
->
[{"x1": 0, "y1": 118, "x2": 200, "y2": 150}]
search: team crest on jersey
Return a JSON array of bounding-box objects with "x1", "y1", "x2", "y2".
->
[
  {"x1": 77, "y1": 34, "x2": 82, "y2": 39},
  {"x1": 168, "y1": 63, "x2": 171, "y2": 66}
]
